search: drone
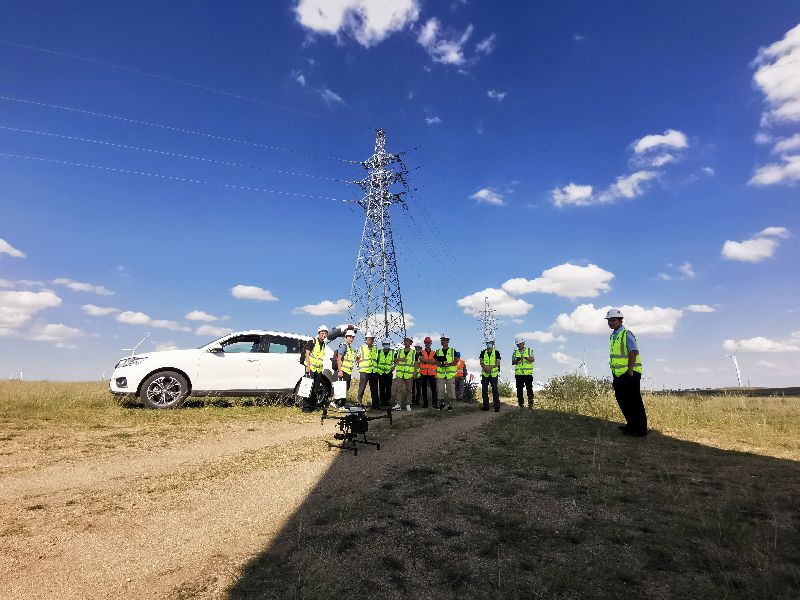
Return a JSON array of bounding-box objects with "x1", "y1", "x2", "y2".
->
[{"x1": 321, "y1": 405, "x2": 392, "y2": 456}]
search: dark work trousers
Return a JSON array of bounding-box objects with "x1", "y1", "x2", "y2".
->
[
  {"x1": 612, "y1": 372, "x2": 647, "y2": 434},
  {"x1": 515, "y1": 375, "x2": 534, "y2": 407},
  {"x1": 419, "y1": 374, "x2": 438, "y2": 407},
  {"x1": 378, "y1": 374, "x2": 393, "y2": 407},
  {"x1": 412, "y1": 377, "x2": 422, "y2": 405},
  {"x1": 482, "y1": 376, "x2": 500, "y2": 411},
  {"x1": 357, "y1": 372, "x2": 378, "y2": 408},
  {"x1": 303, "y1": 371, "x2": 328, "y2": 411}
]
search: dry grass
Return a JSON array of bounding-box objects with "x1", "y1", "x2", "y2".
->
[{"x1": 230, "y1": 394, "x2": 800, "y2": 600}]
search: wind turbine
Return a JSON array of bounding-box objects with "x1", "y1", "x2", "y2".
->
[
  {"x1": 574, "y1": 348, "x2": 588, "y2": 377},
  {"x1": 724, "y1": 344, "x2": 743, "y2": 387}
]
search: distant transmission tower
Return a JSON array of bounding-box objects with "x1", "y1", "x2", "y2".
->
[
  {"x1": 348, "y1": 129, "x2": 408, "y2": 344},
  {"x1": 478, "y1": 297, "x2": 497, "y2": 343}
]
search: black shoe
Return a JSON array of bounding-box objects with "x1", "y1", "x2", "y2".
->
[
  {"x1": 618, "y1": 425, "x2": 629, "y2": 432},
  {"x1": 447, "y1": 405, "x2": 453, "y2": 411},
  {"x1": 494, "y1": 408, "x2": 500, "y2": 412},
  {"x1": 518, "y1": 404, "x2": 525, "y2": 410},
  {"x1": 622, "y1": 429, "x2": 647, "y2": 437},
  {"x1": 481, "y1": 406, "x2": 490, "y2": 411},
  {"x1": 422, "y1": 404, "x2": 428, "y2": 408}
]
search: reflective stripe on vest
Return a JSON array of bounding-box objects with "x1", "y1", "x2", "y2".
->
[
  {"x1": 514, "y1": 348, "x2": 534, "y2": 376},
  {"x1": 359, "y1": 344, "x2": 378, "y2": 373},
  {"x1": 609, "y1": 328, "x2": 643, "y2": 377},
  {"x1": 309, "y1": 340, "x2": 326, "y2": 373},
  {"x1": 455, "y1": 359, "x2": 465, "y2": 378},
  {"x1": 396, "y1": 349, "x2": 416, "y2": 379},
  {"x1": 419, "y1": 349, "x2": 437, "y2": 376},
  {"x1": 341, "y1": 346, "x2": 355, "y2": 375},
  {"x1": 436, "y1": 347, "x2": 456, "y2": 379},
  {"x1": 376, "y1": 349, "x2": 396, "y2": 375},
  {"x1": 482, "y1": 349, "x2": 499, "y2": 378}
]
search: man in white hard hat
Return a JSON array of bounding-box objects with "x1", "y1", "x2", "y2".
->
[
  {"x1": 355, "y1": 333, "x2": 378, "y2": 408},
  {"x1": 333, "y1": 329, "x2": 357, "y2": 408},
  {"x1": 393, "y1": 336, "x2": 417, "y2": 411},
  {"x1": 376, "y1": 338, "x2": 396, "y2": 409},
  {"x1": 512, "y1": 337, "x2": 535, "y2": 409},
  {"x1": 479, "y1": 339, "x2": 502, "y2": 412},
  {"x1": 435, "y1": 335, "x2": 458, "y2": 411},
  {"x1": 303, "y1": 324, "x2": 329, "y2": 412},
  {"x1": 605, "y1": 308, "x2": 647, "y2": 436}
]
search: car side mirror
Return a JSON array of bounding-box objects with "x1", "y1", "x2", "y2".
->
[{"x1": 209, "y1": 346, "x2": 224, "y2": 354}]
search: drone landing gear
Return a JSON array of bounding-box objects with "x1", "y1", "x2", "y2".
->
[
  {"x1": 327, "y1": 433, "x2": 381, "y2": 456},
  {"x1": 322, "y1": 407, "x2": 392, "y2": 456}
]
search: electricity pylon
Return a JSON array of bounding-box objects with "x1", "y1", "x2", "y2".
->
[
  {"x1": 478, "y1": 297, "x2": 497, "y2": 343},
  {"x1": 348, "y1": 129, "x2": 408, "y2": 344}
]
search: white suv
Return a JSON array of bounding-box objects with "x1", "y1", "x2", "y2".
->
[{"x1": 109, "y1": 330, "x2": 336, "y2": 409}]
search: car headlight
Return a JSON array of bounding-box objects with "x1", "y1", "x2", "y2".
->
[{"x1": 116, "y1": 356, "x2": 149, "y2": 368}]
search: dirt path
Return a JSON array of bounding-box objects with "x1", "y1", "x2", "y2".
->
[{"x1": 0, "y1": 406, "x2": 500, "y2": 599}]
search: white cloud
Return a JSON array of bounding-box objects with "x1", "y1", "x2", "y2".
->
[
  {"x1": 294, "y1": 0, "x2": 420, "y2": 47},
  {"x1": 657, "y1": 261, "x2": 695, "y2": 281},
  {"x1": 457, "y1": 288, "x2": 533, "y2": 317},
  {"x1": 475, "y1": 33, "x2": 496, "y2": 55},
  {"x1": 551, "y1": 351, "x2": 575, "y2": 365},
  {"x1": 195, "y1": 324, "x2": 235, "y2": 337},
  {"x1": 573, "y1": 33, "x2": 584, "y2": 42},
  {"x1": 701, "y1": 166, "x2": 715, "y2": 176},
  {"x1": 82, "y1": 304, "x2": 120, "y2": 316},
  {"x1": 291, "y1": 70, "x2": 306, "y2": 86},
  {"x1": 553, "y1": 303, "x2": 686, "y2": 337},
  {"x1": 552, "y1": 183, "x2": 593, "y2": 207},
  {"x1": 116, "y1": 311, "x2": 190, "y2": 332},
  {"x1": 685, "y1": 304, "x2": 715, "y2": 313},
  {"x1": 487, "y1": 89, "x2": 506, "y2": 101},
  {"x1": 0, "y1": 290, "x2": 62, "y2": 332},
  {"x1": 516, "y1": 331, "x2": 567, "y2": 344},
  {"x1": 773, "y1": 133, "x2": 800, "y2": 153},
  {"x1": 425, "y1": 116, "x2": 442, "y2": 125},
  {"x1": 721, "y1": 227, "x2": 790, "y2": 263},
  {"x1": 723, "y1": 335, "x2": 800, "y2": 353},
  {"x1": 155, "y1": 342, "x2": 180, "y2": 351},
  {"x1": 0, "y1": 238, "x2": 25, "y2": 258},
  {"x1": 417, "y1": 17, "x2": 474, "y2": 66},
  {"x1": 502, "y1": 263, "x2": 614, "y2": 300},
  {"x1": 30, "y1": 323, "x2": 85, "y2": 342},
  {"x1": 470, "y1": 188, "x2": 504, "y2": 206},
  {"x1": 753, "y1": 23, "x2": 800, "y2": 124},
  {"x1": 648, "y1": 153, "x2": 675, "y2": 167},
  {"x1": 292, "y1": 298, "x2": 350, "y2": 316},
  {"x1": 52, "y1": 278, "x2": 114, "y2": 296},
  {"x1": 748, "y1": 155, "x2": 800, "y2": 185},
  {"x1": 603, "y1": 170, "x2": 658, "y2": 200},
  {"x1": 185, "y1": 310, "x2": 223, "y2": 322},
  {"x1": 319, "y1": 88, "x2": 345, "y2": 105},
  {"x1": 633, "y1": 129, "x2": 689, "y2": 154},
  {"x1": 231, "y1": 284, "x2": 278, "y2": 301},
  {"x1": 357, "y1": 311, "x2": 415, "y2": 336},
  {"x1": 0, "y1": 278, "x2": 44, "y2": 288}
]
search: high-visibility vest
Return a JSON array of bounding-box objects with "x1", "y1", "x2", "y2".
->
[
  {"x1": 609, "y1": 328, "x2": 643, "y2": 377},
  {"x1": 455, "y1": 359, "x2": 465, "y2": 378},
  {"x1": 513, "y1": 347, "x2": 534, "y2": 376},
  {"x1": 376, "y1": 349, "x2": 396, "y2": 375},
  {"x1": 309, "y1": 339, "x2": 326, "y2": 373},
  {"x1": 419, "y1": 349, "x2": 437, "y2": 376},
  {"x1": 482, "y1": 349, "x2": 499, "y2": 378},
  {"x1": 396, "y1": 348, "x2": 416, "y2": 379},
  {"x1": 436, "y1": 347, "x2": 456, "y2": 379},
  {"x1": 340, "y1": 345, "x2": 355, "y2": 375},
  {"x1": 358, "y1": 344, "x2": 378, "y2": 374}
]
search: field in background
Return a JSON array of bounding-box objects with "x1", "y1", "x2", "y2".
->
[{"x1": 1, "y1": 381, "x2": 799, "y2": 598}]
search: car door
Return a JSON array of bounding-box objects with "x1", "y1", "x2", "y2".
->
[
  {"x1": 260, "y1": 335, "x2": 307, "y2": 391},
  {"x1": 195, "y1": 334, "x2": 264, "y2": 391}
]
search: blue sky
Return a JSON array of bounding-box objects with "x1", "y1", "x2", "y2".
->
[{"x1": 1, "y1": 0, "x2": 798, "y2": 387}]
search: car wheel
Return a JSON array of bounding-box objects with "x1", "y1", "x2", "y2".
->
[{"x1": 139, "y1": 371, "x2": 190, "y2": 409}]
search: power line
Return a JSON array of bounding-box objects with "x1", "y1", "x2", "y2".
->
[
  {"x1": 0, "y1": 152, "x2": 354, "y2": 202},
  {"x1": 0, "y1": 124, "x2": 358, "y2": 183},
  {"x1": 0, "y1": 95, "x2": 362, "y2": 164},
  {"x1": 0, "y1": 39, "x2": 320, "y2": 119}
]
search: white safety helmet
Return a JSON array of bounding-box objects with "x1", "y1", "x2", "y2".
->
[
  {"x1": 381, "y1": 338, "x2": 391, "y2": 346},
  {"x1": 605, "y1": 309, "x2": 624, "y2": 320},
  {"x1": 317, "y1": 324, "x2": 329, "y2": 333},
  {"x1": 515, "y1": 337, "x2": 524, "y2": 345},
  {"x1": 344, "y1": 329, "x2": 356, "y2": 337}
]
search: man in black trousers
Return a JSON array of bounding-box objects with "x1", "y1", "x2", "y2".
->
[{"x1": 606, "y1": 308, "x2": 647, "y2": 437}]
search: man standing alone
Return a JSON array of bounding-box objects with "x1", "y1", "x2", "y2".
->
[
  {"x1": 605, "y1": 308, "x2": 647, "y2": 437},
  {"x1": 479, "y1": 340, "x2": 501, "y2": 412},
  {"x1": 512, "y1": 337, "x2": 535, "y2": 409}
]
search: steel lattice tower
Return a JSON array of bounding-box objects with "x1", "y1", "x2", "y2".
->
[
  {"x1": 478, "y1": 297, "x2": 497, "y2": 343},
  {"x1": 348, "y1": 129, "x2": 408, "y2": 344}
]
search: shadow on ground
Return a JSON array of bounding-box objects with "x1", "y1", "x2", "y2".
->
[{"x1": 226, "y1": 406, "x2": 800, "y2": 600}]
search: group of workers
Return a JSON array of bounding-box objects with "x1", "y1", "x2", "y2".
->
[
  {"x1": 303, "y1": 324, "x2": 537, "y2": 413},
  {"x1": 303, "y1": 307, "x2": 647, "y2": 438}
]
